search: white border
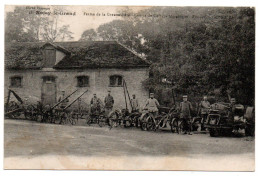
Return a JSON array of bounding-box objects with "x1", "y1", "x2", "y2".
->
[{"x1": 0, "y1": 0, "x2": 259, "y2": 176}]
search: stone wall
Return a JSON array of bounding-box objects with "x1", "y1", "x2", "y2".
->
[{"x1": 5, "y1": 68, "x2": 149, "y2": 111}]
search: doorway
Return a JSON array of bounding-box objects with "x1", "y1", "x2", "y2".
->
[{"x1": 41, "y1": 76, "x2": 56, "y2": 106}]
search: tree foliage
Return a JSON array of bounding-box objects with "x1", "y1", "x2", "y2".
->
[
  {"x1": 79, "y1": 29, "x2": 98, "y2": 41},
  {"x1": 80, "y1": 7, "x2": 254, "y2": 105},
  {"x1": 5, "y1": 6, "x2": 74, "y2": 42}
]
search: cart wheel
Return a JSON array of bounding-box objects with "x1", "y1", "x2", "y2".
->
[
  {"x1": 146, "y1": 116, "x2": 155, "y2": 131},
  {"x1": 170, "y1": 118, "x2": 178, "y2": 133},
  {"x1": 141, "y1": 122, "x2": 147, "y2": 131}
]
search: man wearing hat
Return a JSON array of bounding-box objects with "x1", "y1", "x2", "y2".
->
[
  {"x1": 144, "y1": 93, "x2": 160, "y2": 120},
  {"x1": 58, "y1": 90, "x2": 69, "y2": 109},
  {"x1": 90, "y1": 93, "x2": 102, "y2": 115},
  {"x1": 104, "y1": 90, "x2": 114, "y2": 115},
  {"x1": 180, "y1": 95, "x2": 193, "y2": 134},
  {"x1": 130, "y1": 94, "x2": 139, "y2": 112}
]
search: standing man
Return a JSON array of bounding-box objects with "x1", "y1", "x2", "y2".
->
[
  {"x1": 90, "y1": 93, "x2": 102, "y2": 115},
  {"x1": 199, "y1": 95, "x2": 211, "y2": 124},
  {"x1": 144, "y1": 93, "x2": 160, "y2": 121},
  {"x1": 58, "y1": 91, "x2": 69, "y2": 109},
  {"x1": 104, "y1": 90, "x2": 114, "y2": 116},
  {"x1": 180, "y1": 95, "x2": 193, "y2": 135},
  {"x1": 130, "y1": 94, "x2": 139, "y2": 112}
]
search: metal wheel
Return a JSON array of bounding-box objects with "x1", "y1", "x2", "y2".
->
[
  {"x1": 146, "y1": 116, "x2": 155, "y2": 131},
  {"x1": 140, "y1": 122, "x2": 147, "y2": 131}
]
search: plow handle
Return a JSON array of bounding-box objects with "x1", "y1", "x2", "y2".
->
[
  {"x1": 51, "y1": 89, "x2": 78, "y2": 110},
  {"x1": 63, "y1": 90, "x2": 88, "y2": 110}
]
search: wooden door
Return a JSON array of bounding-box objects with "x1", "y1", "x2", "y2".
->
[{"x1": 41, "y1": 76, "x2": 56, "y2": 106}]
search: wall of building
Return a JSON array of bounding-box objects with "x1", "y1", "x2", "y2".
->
[{"x1": 5, "y1": 68, "x2": 149, "y2": 111}]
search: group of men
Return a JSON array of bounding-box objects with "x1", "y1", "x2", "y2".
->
[
  {"x1": 58, "y1": 90, "x2": 213, "y2": 135},
  {"x1": 90, "y1": 90, "x2": 114, "y2": 116}
]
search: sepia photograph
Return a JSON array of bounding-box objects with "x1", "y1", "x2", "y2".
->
[{"x1": 3, "y1": 5, "x2": 255, "y2": 171}]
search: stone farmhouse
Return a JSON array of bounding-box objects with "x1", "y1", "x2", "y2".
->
[{"x1": 5, "y1": 41, "x2": 150, "y2": 110}]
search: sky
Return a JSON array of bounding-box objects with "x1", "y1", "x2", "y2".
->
[{"x1": 5, "y1": 5, "x2": 150, "y2": 40}]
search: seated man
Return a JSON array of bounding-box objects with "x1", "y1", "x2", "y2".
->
[{"x1": 144, "y1": 93, "x2": 160, "y2": 122}]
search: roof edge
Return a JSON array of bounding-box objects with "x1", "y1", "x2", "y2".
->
[{"x1": 116, "y1": 41, "x2": 151, "y2": 66}]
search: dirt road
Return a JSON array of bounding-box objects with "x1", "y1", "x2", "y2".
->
[{"x1": 4, "y1": 119, "x2": 254, "y2": 170}]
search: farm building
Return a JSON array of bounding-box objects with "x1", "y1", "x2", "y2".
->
[{"x1": 5, "y1": 41, "x2": 150, "y2": 110}]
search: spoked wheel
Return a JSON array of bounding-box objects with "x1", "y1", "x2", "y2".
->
[
  {"x1": 170, "y1": 118, "x2": 179, "y2": 133},
  {"x1": 146, "y1": 116, "x2": 155, "y2": 131},
  {"x1": 141, "y1": 122, "x2": 147, "y2": 131}
]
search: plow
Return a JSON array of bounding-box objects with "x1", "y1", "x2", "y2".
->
[{"x1": 5, "y1": 89, "x2": 88, "y2": 125}]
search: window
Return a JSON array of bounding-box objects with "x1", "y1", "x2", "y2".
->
[
  {"x1": 109, "y1": 75, "x2": 123, "y2": 87},
  {"x1": 44, "y1": 49, "x2": 56, "y2": 67},
  {"x1": 42, "y1": 76, "x2": 55, "y2": 83},
  {"x1": 77, "y1": 76, "x2": 89, "y2": 87},
  {"x1": 10, "y1": 76, "x2": 22, "y2": 87}
]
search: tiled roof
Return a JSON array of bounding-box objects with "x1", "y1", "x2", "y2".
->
[{"x1": 5, "y1": 41, "x2": 150, "y2": 69}]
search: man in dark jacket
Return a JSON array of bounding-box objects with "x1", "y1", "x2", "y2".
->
[
  {"x1": 90, "y1": 93, "x2": 102, "y2": 115},
  {"x1": 180, "y1": 95, "x2": 193, "y2": 135},
  {"x1": 104, "y1": 90, "x2": 114, "y2": 115}
]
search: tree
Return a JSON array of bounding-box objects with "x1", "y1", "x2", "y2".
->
[
  {"x1": 40, "y1": 16, "x2": 74, "y2": 42},
  {"x1": 79, "y1": 29, "x2": 98, "y2": 41},
  {"x1": 5, "y1": 6, "x2": 41, "y2": 42},
  {"x1": 5, "y1": 6, "x2": 74, "y2": 42}
]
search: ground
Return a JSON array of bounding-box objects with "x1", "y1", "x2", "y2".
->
[{"x1": 4, "y1": 119, "x2": 255, "y2": 170}]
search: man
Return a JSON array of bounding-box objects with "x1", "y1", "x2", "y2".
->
[
  {"x1": 199, "y1": 96, "x2": 211, "y2": 124},
  {"x1": 104, "y1": 90, "x2": 114, "y2": 115},
  {"x1": 144, "y1": 93, "x2": 160, "y2": 121},
  {"x1": 180, "y1": 95, "x2": 193, "y2": 135},
  {"x1": 58, "y1": 91, "x2": 69, "y2": 109},
  {"x1": 90, "y1": 93, "x2": 102, "y2": 115},
  {"x1": 130, "y1": 94, "x2": 139, "y2": 112}
]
